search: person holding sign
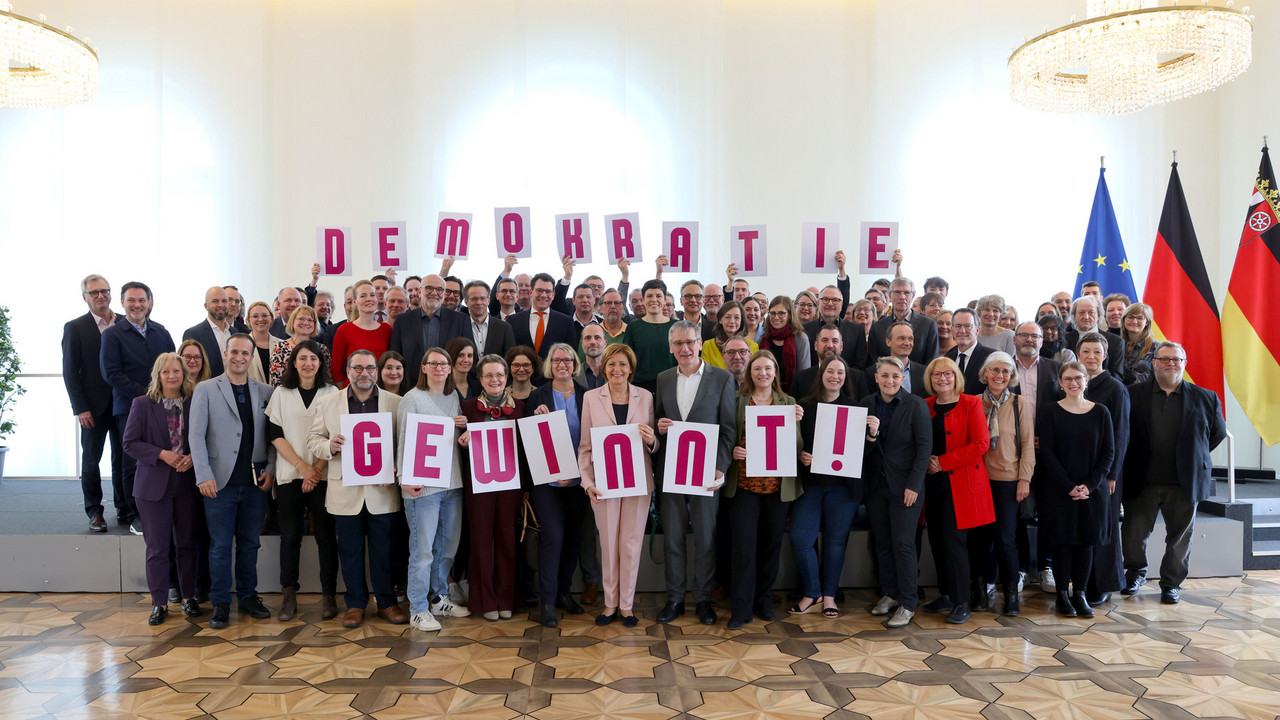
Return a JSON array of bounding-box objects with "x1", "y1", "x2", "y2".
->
[
  {"x1": 920, "y1": 357, "x2": 993, "y2": 626},
  {"x1": 457, "y1": 355, "x2": 528, "y2": 621},
  {"x1": 265, "y1": 340, "x2": 340, "y2": 622},
  {"x1": 791, "y1": 355, "x2": 864, "y2": 619},
  {"x1": 306, "y1": 349, "x2": 406, "y2": 629},
  {"x1": 860, "y1": 356, "x2": 932, "y2": 629},
  {"x1": 654, "y1": 321, "x2": 738, "y2": 627},
  {"x1": 395, "y1": 347, "x2": 469, "y2": 632},
  {"x1": 527, "y1": 344, "x2": 589, "y2": 628},
  {"x1": 724, "y1": 350, "x2": 803, "y2": 631},
  {"x1": 577, "y1": 343, "x2": 658, "y2": 628}
]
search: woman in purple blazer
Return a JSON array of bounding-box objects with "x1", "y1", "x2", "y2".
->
[{"x1": 123, "y1": 352, "x2": 204, "y2": 625}]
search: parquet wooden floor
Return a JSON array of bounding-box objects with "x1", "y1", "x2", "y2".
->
[{"x1": 2, "y1": 572, "x2": 1280, "y2": 719}]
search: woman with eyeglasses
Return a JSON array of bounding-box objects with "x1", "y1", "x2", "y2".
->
[
  {"x1": 702, "y1": 301, "x2": 758, "y2": 370},
  {"x1": 269, "y1": 305, "x2": 329, "y2": 387},
  {"x1": 794, "y1": 291, "x2": 820, "y2": 325},
  {"x1": 763, "y1": 296, "x2": 810, "y2": 394},
  {"x1": 1037, "y1": 314, "x2": 1077, "y2": 365},
  {"x1": 458, "y1": 354, "x2": 528, "y2": 621},
  {"x1": 1076, "y1": 332, "x2": 1130, "y2": 607},
  {"x1": 1037, "y1": 361, "x2": 1115, "y2": 618},
  {"x1": 1120, "y1": 303, "x2": 1157, "y2": 385},
  {"x1": 178, "y1": 339, "x2": 211, "y2": 384},
  {"x1": 244, "y1": 301, "x2": 276, "y2": 385},
  {"x1": 527, "y1": 343, "x2": 589, "y2": 627},
  {"x1": 504, "y1": 345, "x2": 541, "y2": 401},
  {"x1": 331, "y1": 279, "x2": 392, "y2": 388}
]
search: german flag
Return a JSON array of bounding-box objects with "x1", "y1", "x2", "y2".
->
[
  {"x1": 1224, "y1": 147, "x2": 1280, "y2": 445},
  {"x1": 1143, "y1": 162, "x2": 1225, "y2": 408}
]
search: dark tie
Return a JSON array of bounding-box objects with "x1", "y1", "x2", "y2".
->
[{"x1": 959, "y1": 353, "x2": 968, "y2": 374}]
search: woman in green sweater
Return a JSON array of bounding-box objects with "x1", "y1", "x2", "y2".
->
[{"x1": 624, "y1": 279, "x2": 675, "y2": 394}]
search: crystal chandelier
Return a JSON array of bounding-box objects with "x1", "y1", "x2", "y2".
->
[
  {"x1": 0, "y1": 1, "x2": 97, "y2": 108},
  {"x1": 1009, "y1": 1, "x2": 1253, "y2": 115}
]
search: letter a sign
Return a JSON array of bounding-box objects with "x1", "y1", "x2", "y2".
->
[
  {"x1": 467, "y1": 420, "x2": 521, "y2": 494},
  {"x1": 590, "y1": 424, "x2": 647, "y2": 499}
]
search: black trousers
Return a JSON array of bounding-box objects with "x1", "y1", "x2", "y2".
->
[
  {"x1": 867, "y1": 479, "x2": 923, "y2": 609},
  {"x1": 112, "y1": 414, "x2": 139, "y2": 521},
  {"x1": 970, "y1": 480, "x2": 1020, "y2": 587},
  {"x1": 924, "y1": 474, "x2": 969, "y2": 604},
  {"x1": 334, "y1": 509, "x2": 396, "y2": 610},
  {"x1": 276, "y1": 480, "x2": 339, "y2": 595},
  {"x1": 1053, "y1": 543, "x2": 1093, "y2": 596},
  {"x1": 728, "y1": 489, "x2": 788, "y2": 620},
  {"x1": 715, "y1": 492, "x2": 733, "y2": 590},
  {"x1": 530, "y1": 485, "x2": 587, "y2": 603},
  {"x1": 80, "y1": 407, "x2": 125, "y2": 520}
]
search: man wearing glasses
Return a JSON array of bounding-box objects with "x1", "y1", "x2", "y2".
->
[
  {"x1": 675, "y1": 280, "x2": 716, "y2": 340},
  {"x1": 62, "y1": 274, "x2": 125, "y2": 533},
  {"x1": 944, "y1": 308, "x2": 994, "y2": 395},
  {"x1": 803, "y1": 284, "x2": 870, "y2": 369},
  {"x1": 597, "y1": 290, "x2": 630, "y2": 340},
  {"x1": 389, "y1": 273, "x2": 470, "y2": 388},
  {"x1": 510, "y1": 273, "x2": 576, "y2": 359},
  {"x1": 868, "y1": 277, "x2": 939, "y2": 365},
  {"x1": 1121, "y1": 342, "x2": 1225, "y2": 604},
  {"x1": 463, "y1": 281, "x2": 515, "y2": 358}
]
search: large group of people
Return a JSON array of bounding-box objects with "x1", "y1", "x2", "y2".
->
[{"x1": 61, "y1": 249, "x2": 1225, "y2": 631}]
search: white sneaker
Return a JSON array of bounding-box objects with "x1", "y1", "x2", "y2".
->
[
  {"x1": 498, "y1": 610, "x2": 512, "y2": 620},
  {"x1": 885, "y1": 606, "x2": 915, "y2": 628},
  {"x1": 1017, "y1": 570, "x2": 1026, "y2": 593},
  {"x1": 410, "y1": 612, "x2": 441, "y2": 632},
  {"x1": 430, "y1": 595, "x2": 471, "y2": 618},
  {"x1": 870, "y1": 595, "x2": 899, "y2": 616},
  {"x1": 1040, "y1": 567, "x2": 1057, "y2": 593}
]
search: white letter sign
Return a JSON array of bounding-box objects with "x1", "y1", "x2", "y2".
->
[
  {"x1": 801, "y1": 222, "x2": 840, "y2": 274},
  {"x1": 556, "y1": 213, "x2": 593, "y2": 263},
  {"x1": 340, "y1": 412, "x2": 394, "y2": 486},
  {"x1": 859, "y1": 222, "x2": 898, "y2": 275},
  {"x1": 604, "y1": 212, "x2": 642, "y2": 264},
  {"x1": 744, "y1": 405, "x2": 797, "y2": 477},
  {"x1": 590, "y1": 424, "x2": 648, "y2": 499},
  {"x1": 317, "y1": 227, "x2": 353, "y2": 277},
  {"x1": 662, "y1": 221, "x2": 699, "y2": 274},
  {"x1": 372, "y1": 221, "x2": 408, "y2": 271},
  {"x1": 400, "y1": 413, "x2": 455, "y2": 488},
  {"x1": 494, "y1": 207, "x2": 532, "y2": 258},
  {"x1": 662, "y1": 422, "x2": 719, "y2": 496},
  {"x1": 436, "y1": 212, "x2": 473, "y2": 260},
  {"x1": 517, "y1": 411, "x2": 580, "y2": 486},
  {"x1": 730, "y1": 225, "x2": 768, "y2": 277},
  {"x1": 467, "y1": 420, "x2": 521, "y2": 494},
  {"x1": 811, "y1": 403, "x2": 867, "y2": 478}
]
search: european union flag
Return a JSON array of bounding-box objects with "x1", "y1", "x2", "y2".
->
[{"x1": 1074, "y1": 167, "x2": 1139, "y2": 301}]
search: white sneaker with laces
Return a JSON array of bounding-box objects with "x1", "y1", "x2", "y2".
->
[
  {"x1": 885, "y1": 606, "x2": 915, "y2": 628},
  {"x1": 1040, "y1": 567, "x2": 1057, "y2": 593},
  {"x1": 870, "y1": 595, "x2": 899, "y2": 616},
  {"x1": 1017, "y1": 570, "x2": 1026, "y2": 593},
  {"x1": 430, "y1": 595, "x2": 471, "y2": 618},
  {"x1": 411, "y1": 612, "x2": 441, "y2": 632}
]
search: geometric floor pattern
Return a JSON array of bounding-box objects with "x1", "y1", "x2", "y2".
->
[{"x1": 3, "y1": 572, "x2": 1280, "y2": 719}]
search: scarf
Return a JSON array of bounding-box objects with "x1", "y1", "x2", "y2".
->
[
  {"x1": 765, "y1": 324, "x2": 798, "y2": 384},
  {"x1": 477, "y1": 392, "x2": 514, "y2": 419},
  {"x1": 982, "y1": 388, "x2": 1012, "y2": 442}
]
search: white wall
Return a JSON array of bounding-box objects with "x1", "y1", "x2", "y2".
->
[{"x1": 0, "y1": 0, "x2": 1274, "y2": 474}]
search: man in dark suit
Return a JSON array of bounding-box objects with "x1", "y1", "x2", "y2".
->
[
  {"x1": 182, "y1": 287, "x2": 233, "y2": 378},
  {"x1": 462, "y1": 280, "x2": 516, "y2": 358},
  {"x1": 1011, "y1": 323, "x2": 1062, "y2": 423},
  {"x1": 268, "y1": 287, "x2": 307, "y2": 340},
  {"x1": 803, "y1": 285, "x2": 869, "y2": 370},
  {"x1": 944, "y1": 308, "x2": 994, "y2": 396},
  {"x1": 793, "y1": 324, "x2": 869, "y2": 400},
  {"x1": 510, "y1": 273, "x2": 577, "y2": 359},
  {"x1": 868, "y1": 277, "x2": 939, "y2": 365},
  {"x1": 1121, "y1": 341, "x2": 1226, "y2": 604},
  {"x1": 390, "y1": 274, "x2": 470, "y2": 388},
  {"x1": 1064, "y1": 296, "x2": 1124, "y2": 378},
  {"x1": 865, "y1": 322, "x2": 926, "y2": 399},
  {"x1": 654, "y1": 321, "x2": 737, "y2": 626},
  {"x1": 99, "y1": 281, "x2": 176, "y2": 534},
  {"x1": 566, "y1": 283, "x2": 604, "y2": 339},
  {"x1": 62, "y1": 274, "x2": 125, "y2": 532},
  {"x1": 674, "y1": 279, "x2": 717, "y2": 341}
]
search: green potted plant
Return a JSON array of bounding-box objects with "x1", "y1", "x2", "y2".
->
[{"x1": 0, "y1": 305, "x2": 24, "y2": 482}]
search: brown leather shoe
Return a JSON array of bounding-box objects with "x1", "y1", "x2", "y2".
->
[
  {"x1": 341, "y1": 607, "x2": 364, "y2": 628},
  {"x1": 278, "y1": 588, "x2": 297, "y2": 622},
  {"x1": 377, "y1": 604, "x2": 409, "y2": 625},
  {"x1": 580, "y1": 583, "x2": 599, "y2": 605},
  {"x1": 88, "y1": 513, "x2": 108, "y2": 533},
  {"x1": 321, "y1": 595, "x2": 339, "y2": 620}
]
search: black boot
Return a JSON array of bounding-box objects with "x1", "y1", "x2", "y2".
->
[
  {"x1": 971, "y1": 577, "x2": 991, "y2": 612},
  {"x1": 1056, "y1": 591, "x2": 1076, "y2": 617},
  {"x1": 1070, "y1": 593, "x2": 1095, "y2": 618},
  {"x1": 540, "y1": 603, "x2": 559, "y2": 628},
  {"x1": 1002, "y1": 582, "x2": 1020, "y2": 617}
]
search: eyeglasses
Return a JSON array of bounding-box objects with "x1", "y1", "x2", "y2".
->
[
  {"x1": 551, "y1": 358, "x2": 575, "y2": 366},
  {"x1": 1153, "y1": 356, "x2": 1186, "y2": 365},
  {"x1": 796, "y1": 301, "x2": 816, "y2": 309},
  {"x1": 724, "y1": 349, "x2": 751, "y2": 357},
  {"x1": 952, "y1": 323, "x2": 975, "y2": 330},
  {"x1": 533, "y1": 288, "x2": 555, "y2": 296},
  {"x1": 1060, "y1": 375, "x2": 1087, "y2": 385},
  {"x1": 671, "y1": 340, "x2": 699, "y2": 348},
  {"x1": 84, "y1": 289, "x2": 111, "y2": 297},
  {"x1": 480, "y1": 373, "x2": 507, "y2": 380},
  {"x1": 422, "y1": 286, "x2": 445, "y2": 294},
  {"x1": 423, "y1": 361, "x2": 450, "y2": 369},
  {"x1": 444, "y1": 289, "x2": 461, "y2": 297},
  {"x1": 767, "y1": 310, "x2": 789, "y2": 318},
  {"x1": 601, "y1": 300, "x2": 623, "y2": 307},
  {"x1": 930, "y1": 371, "x2": 955, "y2": 378},
  {"x1": 587, "y1": 283, "x2": 605, "y2": 291},
  {"x1": 350, "y1": 365, "x2": 378, "y2": 375},
  {"x1": 704, "y1": 293, "x2": 723, "y2": 300},
  {"x1": 1014, "y1": 332, "x2": 1042, "y2": 340},
  {"x1": 819, "y1": 297, "x2": 842, "y2": 304},
  {"x1": 682, "y1": 293, "x2": 703, "y2": 301},
  {"x1": 511, "y1": 362, "x2": 534, "y2": 369}
]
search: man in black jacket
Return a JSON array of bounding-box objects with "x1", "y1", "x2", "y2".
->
[
  {"x1": 389, "y1": 274, "x2": 470, "y2": 388},
  {"x1": 868, "y1": 277, "x2": 939, "y2": 365},
  {"x1": 803, "y1": 285, "x2": 869, "y2": 370},
  {"x1": 182, "y1": 287, "x2": 233, "y2": 378},
  {"x1": 944, "y1": 308, "x2": 993, "y2": 396}
]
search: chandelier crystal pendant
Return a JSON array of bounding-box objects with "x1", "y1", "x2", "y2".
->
[
  {"x1": 1009, "y1": 1, "x2": 1253, "y2": 115},
  {"x1": 1, "y1": 1, "x2": 98, "y2": 108}
]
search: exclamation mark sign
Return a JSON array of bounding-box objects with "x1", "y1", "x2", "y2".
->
[{"x1": 831, "y1": 407, "x2": 848, "y2": 471}]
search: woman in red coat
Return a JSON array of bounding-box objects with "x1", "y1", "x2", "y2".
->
[{"x1": 921, "y1": 356, "x2": 993, "y2": 624}]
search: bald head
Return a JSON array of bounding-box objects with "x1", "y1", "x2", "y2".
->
[
  {"x1": 204, "y1": 286, "x2": 229, "y2": 323},
  {"x1": 277, "y1": 286, "x2": 304, "y2": 319},
  {"x1": 420, "y1": 274, "x2": 445, "y2": 312}
]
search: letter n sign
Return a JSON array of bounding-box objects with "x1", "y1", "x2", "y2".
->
[
  {"x1": 661, "y1": 422, "x2": 718, "y2": 496},
  {"x1": 590, "y1": 424, "x2": 648, "y2": 499}
]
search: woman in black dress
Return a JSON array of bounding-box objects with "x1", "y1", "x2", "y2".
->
[
  {"x1": 1037, "y1": 361, "x2": 1115, "y2": 618},
  {"x1": 1076, "y1": 332, "x2": 1130, "y2": 607}
]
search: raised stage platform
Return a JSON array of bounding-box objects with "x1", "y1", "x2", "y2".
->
[{"x1": 0, "y1": 478, "x2": 1247, "y2": 593}]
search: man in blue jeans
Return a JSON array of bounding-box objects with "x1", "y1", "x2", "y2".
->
[{"x1": 190, "y1": 334, "x2": 276, "y2": 629}]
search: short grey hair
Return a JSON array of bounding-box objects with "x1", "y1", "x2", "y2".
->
[
  {"x1": 890, "y1": 276, "x2": 915, "y2": 294},
  {"x1": 1155, "y1": 341, "x2": 1186, "y2": 357},
  {"x1": 81, "y1": 274, "x2": 107, "y2": 294},
  {"x1": 668, "y1": 319, "x2": 700, "y2": 342},
  {"x1": 979, "y1": 351, "x2": 1019, "y2": 388},
  {"x1": 1071, "y1": 295, "x2": 1102, "y2": 316},
  {"x1": 874, "y1": 356, "x2": 905, "y2": 373}
]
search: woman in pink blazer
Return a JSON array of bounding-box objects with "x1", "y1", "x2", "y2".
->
[{"x1": 578, "y1": 343, "x2": 658, "y2": 628}]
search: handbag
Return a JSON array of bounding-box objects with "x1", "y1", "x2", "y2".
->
[
  {"x1": 519, "y1": 494, "x2": 540, "y2": 542},
  {"x1": 1014, "y1": 397, "x2": 1037, "y2": 523}
]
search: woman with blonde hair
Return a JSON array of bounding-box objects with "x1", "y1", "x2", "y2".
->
[
  {"x1": 1120, "y1": 303, "x2": 1157, "y2": 384},
  {"x1": 244, "y1": 301, "x2": 276, "y2": 385},
  {"x1": 269, "y1": 305, "x2": 329, "y2": 386},
  {"x1": 331, "y1": 279, "x2": 391, "y2": 387}
]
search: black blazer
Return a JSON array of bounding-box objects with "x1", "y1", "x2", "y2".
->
[
  {"x1": 122, "y1": 395, "x2": 197, "y2": 503},
  {"x1": 864, "y1": 360, "x2": 928, "y2": 399},
  {"x1": 803, "y1": 319, "x2": 872, "y2": 371},
  {"x1": 390, "y1": 307, "x2": 472, "y2": 388},
  {"x1": 182, "y1": 320, "x2": 226, "y2": 378},
  {"x1": 653, "y1": 364, "x2": 738, "y2": 476},
  {"x1": 1065, "y1": 328, "x2": 1126, "y2": 378},
  {"x1": 792, "y1": 362, "x2": 869, "y2": 403},
  {"x1": 859, "y1": 390, "x2": 932, "y2": 495},
  {"x1": 509, "y1": 308, "x2": 577, "y2": 359},
  {"x1": 1083, "y1": 370, "x2": 1130, "y2": 485},
  {"x1": 945, "y1": 343, "x2": 994, "y2": 396},
  {"x1": 1123, "y1": 378, "x2": 1226, "y2": 503},
  {"x1": 471, "y1": 315, "x2": 517, "y2": 358},
  {"x1": 61, "y1": 311, "x2": 123, "y2": 417},
  {"x1": 868, "y1": 311, "x2": 940, "y2": 366}
]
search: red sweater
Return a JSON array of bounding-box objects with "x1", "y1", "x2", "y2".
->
[{"x1": 331, "y1": 322, "x2": 391, "y2": 387}]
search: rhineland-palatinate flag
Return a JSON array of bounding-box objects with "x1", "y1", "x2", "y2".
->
[
  {"x1": 1074, "y1": 167, "x2": 1139, "y2": 301},
  {"x1": 1143, "y1": 161, "x2": 1225, "y2": 408},
  {"x1": 1224, "y1": 147, "x2": 1280, "y2": 445}
]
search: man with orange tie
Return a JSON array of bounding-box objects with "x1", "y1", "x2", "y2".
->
[{"x1": 510, "y1": 273, "x2": 576, "y2": 360}]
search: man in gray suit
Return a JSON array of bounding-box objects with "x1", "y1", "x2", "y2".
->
[
  {"x1": 654, "y1": 320, "x2": 738, "y2": 626},
  {"x1": 190, "y1": 334, "x2": 277, "y2": 629}
]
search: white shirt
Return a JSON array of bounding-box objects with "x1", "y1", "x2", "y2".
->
[
  {"x1": 955, "y1": 342, "x2": 976, "y2": 374},
  {"x1": 528, "y1": 309, "x2": 549, "y2": 343},
  {"x1": 470, "y1": 315, "x2": 490, "y2": 352},
  {"x1": 207, "y1": 318, "x2": 232, "y2": 356},
  {"x1": 675, "y1": 360, "x2": 705, "y2": 420}
]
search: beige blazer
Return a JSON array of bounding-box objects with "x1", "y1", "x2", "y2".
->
[
  {"x1": 307, "y1": 387, "x2": 402, "y2": 516},
  {"x1": 578, "y1": 383, "x2": 657, "y2": 492}
]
